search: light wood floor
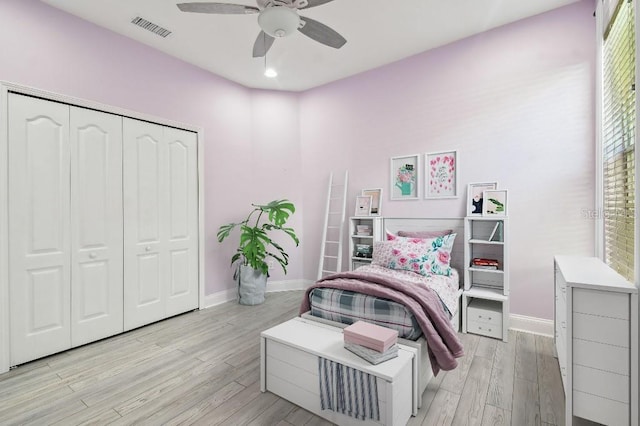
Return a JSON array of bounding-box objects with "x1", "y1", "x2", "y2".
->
[{"x1": 0, "y1": 291, "x2": 564, "y2": 426}]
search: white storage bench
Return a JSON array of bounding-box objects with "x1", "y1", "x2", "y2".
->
[{"x1": 260, "y1": 318, "x2": 416, "y2": 426}]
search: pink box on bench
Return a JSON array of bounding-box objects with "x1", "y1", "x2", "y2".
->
[{"x1": 343, "y1": 321, "x2": 398, "y2": 353}]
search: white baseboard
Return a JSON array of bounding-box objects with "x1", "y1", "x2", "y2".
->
[
  {"x1": 202, "y1": 279, "x2": 313, "y2": 309},
  {"x1": 509, "y1": 314, "x2": 554, "y2": 337},
  {"x1": 202, "y1": 288, "x2": 238, "y2": 309}
]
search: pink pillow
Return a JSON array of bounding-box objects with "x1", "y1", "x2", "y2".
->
[
  {"x1": 397, "y1": 229, "x2": 453, "y2": 239},
  {"x1": 373, "y1": 234, "x2": 456, "y2": 276}
]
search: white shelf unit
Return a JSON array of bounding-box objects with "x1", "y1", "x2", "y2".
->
[
  {"x1": 348, "y1": 217, "x2": 383, "y2": 271},
  {"x1": 462, "y1": 216, "x2": 509, "y2": 341}
]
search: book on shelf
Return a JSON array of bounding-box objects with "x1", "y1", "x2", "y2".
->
[
  {"x1": 472, "y1": 258, "x2": 499, "y2": 270},
  {"x1": 356, "y1": 225, "x2": 372, "y2": 236},
  {"x1": 344, "y1": 342, "x2": 399, "y2": 365},
  {"x1": 488, "y1": 221, "x2": 503, "y2": 242},
  {"x1": 472, "y1": 264, "x2": 499, "y2": 270}
]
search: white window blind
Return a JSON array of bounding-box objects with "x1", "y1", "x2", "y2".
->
[{"x1": 602, "y1": 0, "x2": 635, "y2": 281}]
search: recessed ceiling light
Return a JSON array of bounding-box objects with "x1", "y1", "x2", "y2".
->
[{"x1": 264, "y1": 68, "x2": 278, "y2": 78}]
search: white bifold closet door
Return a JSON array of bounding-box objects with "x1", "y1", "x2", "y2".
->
[
  {"x1": 123, "y1": 118, "x2": 198, "y2": 331},
  {"x1": 9, "y1": 95, "x2": 72, "y2": 365},
  {"x1": 8, "y1": 94, "x2": 124, "y2": 365},
  {"x1": 69, "y1": 106, "x2": 123, "y2": 347}
]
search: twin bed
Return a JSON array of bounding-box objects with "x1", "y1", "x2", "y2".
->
[{"x1": 299, "y1": 218, "x2": 465, "y2": 403}]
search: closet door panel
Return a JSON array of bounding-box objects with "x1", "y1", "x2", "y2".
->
[
  {"x1": 8, "y1": 94, "x2": 71, "y2": 365},
  {"x1": 165, "y1": 128, "x2": 198, "y2": 315},
  {"x1": 70, "y1": 107, "x2": 123, "y2": 346},
  {"x1": 123, "y1": 118, "x2": 165, "y2": 331}
]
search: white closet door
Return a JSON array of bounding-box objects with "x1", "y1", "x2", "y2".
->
[
  {"x1": 70, "y1": 107, "x2": 123, "y2": 346},
  {"x1": 123, "y1": 118, "x2": 166, "y2": 330},
  {"x1": 164, "y1": 127, "x2": 198, "y2": 316},
  {"x1": 8, "y1": 94, "x2": 71, "y2": 365}
]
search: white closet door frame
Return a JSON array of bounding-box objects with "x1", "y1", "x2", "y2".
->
[{"x1": 0, "y1": 81, "x2": 205, "y2": 374}]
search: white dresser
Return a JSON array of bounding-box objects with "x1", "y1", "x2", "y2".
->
[{"x1": 554, "y1": 255, "x2": 638, "y2": 426}]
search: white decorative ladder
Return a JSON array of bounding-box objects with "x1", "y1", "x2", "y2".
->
[{"x1": 317, "y1": 171, "x2": 348, "y2": 280}]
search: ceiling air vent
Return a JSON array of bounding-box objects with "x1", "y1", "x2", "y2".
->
[{"x1": 131, "y1": 16, "x2": 172, "y2": 38}]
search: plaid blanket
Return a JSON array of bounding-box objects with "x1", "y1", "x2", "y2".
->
[{"x1": 309, "y1": 287, "x2": 424, "y2": 340}]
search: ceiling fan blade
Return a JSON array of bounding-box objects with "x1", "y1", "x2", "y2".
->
[
  {"x1": 177, "y1": 3, "x2": 259, "y2": 14},
  {"x1": 253, "y1": 31, "x2": 275, "y2": 58},
  {"x1": 299, "y1": 0, "x2": 335, "y2": 9},
  {"x1": 298, "y1": 16, "x2": 346, "y2": 49}
]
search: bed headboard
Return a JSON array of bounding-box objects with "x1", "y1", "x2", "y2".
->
[{"x1": 382, "y1": 217, "x2": 465, "y2": 274}]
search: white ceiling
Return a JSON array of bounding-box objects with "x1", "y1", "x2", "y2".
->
[{"x1": 41, "y1": 0, "x2": 580, "y2": 92}]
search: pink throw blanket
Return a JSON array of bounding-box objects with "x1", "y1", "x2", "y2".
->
[{"x1": 300, "y1": 270, "x2": 464, "y2": 374}]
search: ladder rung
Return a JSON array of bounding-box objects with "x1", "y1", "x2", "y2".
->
[
  {"x1": 327, "y1": 226, "x2": 339, "y2": 229},
  {"x1": 325, "y1": 241, "x2": 339, "y2": 244},
  {"x1": 329, "y1": 212, "x2": 342, "y2": 215},
  {"x1": 322, "y1": 270, "x2": 335, "y2": 273},
  {"x1": 323, "y1": 256, "x2": 338, "y2": 259}
]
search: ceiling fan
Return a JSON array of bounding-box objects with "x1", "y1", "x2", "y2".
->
[{"x1": 177, "y1": 0, "x2": 347, "y2": 57}]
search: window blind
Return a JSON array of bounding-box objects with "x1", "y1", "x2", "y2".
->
[{"x1": 602, "y1": 0, "x2": 635, "y2": 281}]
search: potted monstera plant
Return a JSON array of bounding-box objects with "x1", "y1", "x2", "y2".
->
[{"x1": 217, "y1": 199, "x2": 299, "y2": 305}]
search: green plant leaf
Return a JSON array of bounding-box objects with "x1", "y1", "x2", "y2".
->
[
  {"x1": 217, "y1": 223, "x2": 238, "y2": 242},
  {"x1": 217, "y1": 199, "x2": 299, "y2": 277}
]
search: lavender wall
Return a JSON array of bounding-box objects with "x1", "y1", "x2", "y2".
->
[
  {"x1": 300, "y1": 0, "x2": 596, "y2": 320},
  {"x1": 0, "y1": 0, "x2": 304, "y2": 296},
  {"x1": 0, "y1": 0, "x2": 596, "y2": 319}
]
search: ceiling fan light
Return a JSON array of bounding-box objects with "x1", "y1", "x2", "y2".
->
[
  {"x1": 264, "y1": 68, "x2": 278, "y2": 78},
  {"x1": 258, "y1": 7, "x2": 300, "y2": 38}
]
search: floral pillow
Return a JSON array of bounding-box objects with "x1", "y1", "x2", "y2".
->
[{"x1": 373, "y1": 234, "x2": 456, "y2": 276}]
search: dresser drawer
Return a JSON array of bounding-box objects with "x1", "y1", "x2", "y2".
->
[
  {"x1": 573, "y1": 288, "x2": 629, "y2": 320},
  {"x1": 573, "y1": 338, "x2": 629, "y2": 375},
  {"x1": 573, "y1": 364, "x2": 629, "y2": 403},
  {"x1": 467, "y1": 319, "x2": 502, "y2": 339},
  {"x1": 573, "y1": 390, "x2": 629, "y2": 426},
  {"x1": 573, "y1": 313, "x2": 629, "y2": 347},
  {"x1": 467, "y1": 299, "x2": 502, "y2": 326}
]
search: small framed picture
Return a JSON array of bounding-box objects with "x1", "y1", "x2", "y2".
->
[
  {"x1": 361, "y1": 188, "x2": 383, "y2": 215},
  {"x1": 354, "y1": 195, "x2": 373, "y2": 216},
  {"x1": 467, "y1": 182, "x2": 498, "y2": 215},
  {"x1": 482, "y1": 189, "x2": 508, "y2": 216},
  {"x1": 390, "y1": 154, "x2": 420, "y2": 200},
  {"x1": 425, "y1": 150, "x2": 458, "y2": 199}
]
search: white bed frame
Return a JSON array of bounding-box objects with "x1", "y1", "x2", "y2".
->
[{"x1": 303, "y1": 217, "x2": 465, "y2": 406}]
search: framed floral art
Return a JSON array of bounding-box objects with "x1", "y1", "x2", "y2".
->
[
  {"x1": 390, "y1": 154, "x2": 420, "y2": 200},
  {"x1": 425, "y1": 150, "x2": 458, "y2": 199}
]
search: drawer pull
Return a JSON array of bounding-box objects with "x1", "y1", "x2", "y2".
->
[
  {"x1": 561, "y1": 321, "x2": 566, "y2": 329},
  {"x1": 478, "y1": 326, "x2": 492, "y2": 332}
]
